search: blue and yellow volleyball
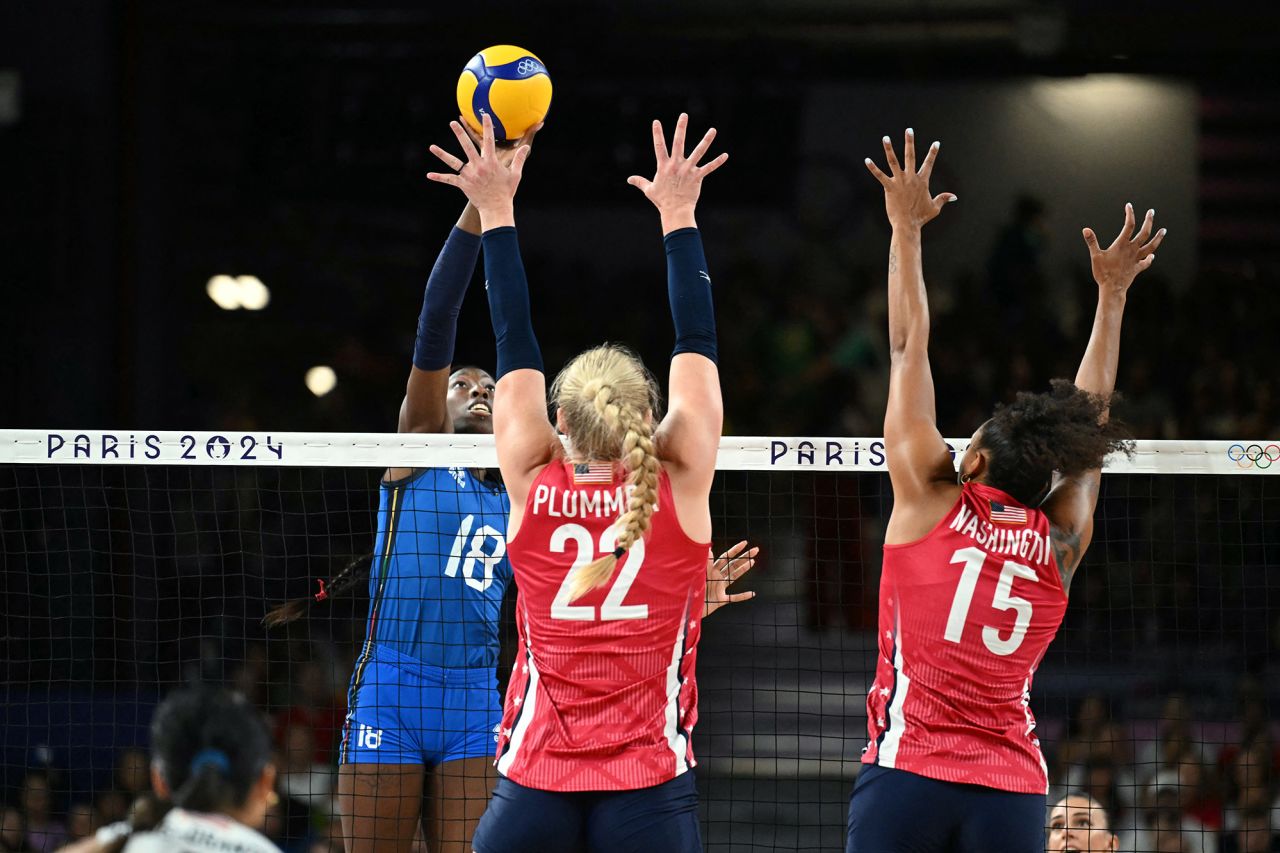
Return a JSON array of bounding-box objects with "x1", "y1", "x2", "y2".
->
[{"x1": 456, "y1": 45, "x2": 552, "y2": 143}]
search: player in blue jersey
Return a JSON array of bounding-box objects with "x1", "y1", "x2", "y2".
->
[{"x1": 263, "y1": 121, "x2": 758, "y2": 853}]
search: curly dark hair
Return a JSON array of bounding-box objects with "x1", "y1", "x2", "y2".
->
[{"x1": 980, "y1": 379, "x2": 1134, "y2": 506}]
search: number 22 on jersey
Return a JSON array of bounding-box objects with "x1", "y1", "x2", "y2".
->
[
  {"x1": 549, "y1": 523, "x2": 649, "y2": 622},
  {"x1": 945, "y1": 546, "x2": 1039, "y2": 656}
]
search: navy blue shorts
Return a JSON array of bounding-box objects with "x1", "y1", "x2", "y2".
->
[
  {"x1": 339, "y1": 645, "x2": 501, "y2": 766},
  {"x1": 472, "y1": 771, "x2": 701, "y2": 853},
  {"x1": 846, "y1": 765, "x2": 1045, "y2": 853}
]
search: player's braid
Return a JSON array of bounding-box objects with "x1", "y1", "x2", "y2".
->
[
  {"x1": 262, "y1": 553, "x2": 373, "y2": 628},
  {"x1": 564, "y1": 349, "x2": 662, "y2": 602},
  {"x1": 612, "y1": 399, "x2": 660, "y2": 554}
]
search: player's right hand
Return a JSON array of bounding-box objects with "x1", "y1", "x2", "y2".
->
[
  {"x1": 865, "y1": 128, "x2": 956, "y2": 231},
  {"x1": 425, "y1": 113, "x2": 530, "y2": 217},
  {"x1": 1081, "y1": 203, "x2": 1166, "y2": 296}
]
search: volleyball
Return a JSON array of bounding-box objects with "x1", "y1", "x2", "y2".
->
[{"x1": 456, "y1": 45, "x2": 552, "y2": 143}]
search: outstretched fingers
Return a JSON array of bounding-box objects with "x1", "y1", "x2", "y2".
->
[
  {"x1": 428, "y1": 144, "x2": 464, "y2": 172},
  {"x1": 918, "y1": 140, "x2": 940, "y2": 179},
  {"x1": 1138, "y1": 226, "x2": 1167, "y2": 258},
  {"x1": 865, "y1": 157, "x2": 891, "y2": 187},
  {"x1": 881, "y1": 135, "x2": 903, "y2": 174},
  {"x1": 425, "y1": 171, "x2": 461, "y2": 187},
  {"x1": 1115, "y1": 202, "x2": 1136, "y2": 244},
  {"x1": 697, "y1": 151, "x2": 729, "y2": 177},
  {"x1": 903, "y1": 128, "x2": 917, "y2": 173},
  {"x1": 687, "y1": 126, "x2": 718, "y2": 168},
  {"x1": 1081, "y1": 227, "x2": 1102, "y2": 255},
  {"x1": 448, "y1": 121, "x2": 479, "y2": 162},
  {"x1": 671, "y1": 112, "x2": 689, "y2": 160},
  {"x1": 651, "y1": 119, "x2": 670, "y2": 163},
  {"x1": 1130, "y1": 208, "x2": 1156, "y2": 246}
]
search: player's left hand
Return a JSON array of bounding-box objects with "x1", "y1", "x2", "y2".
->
[
  {"x1": 628, "y1": 113, "x2": 729, "y2": 227},
  {"x1": 704, "y1": 540, "x2": 759, "y2": 618},
  {"x1": 426, "y1": 113, "x2": 530, "y2": 216}
]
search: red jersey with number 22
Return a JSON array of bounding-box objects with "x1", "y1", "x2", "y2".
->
[
  {"x1": 863, "y1": 481, "x2": 1068, "y2": 794},
  {"x1": 495, "y1": 460, "x2": 709, "y2": 791}
]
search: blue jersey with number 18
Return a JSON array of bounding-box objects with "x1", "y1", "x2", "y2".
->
[{"x1": 364, "y1": 466, "x2": 512, "y2": 670}]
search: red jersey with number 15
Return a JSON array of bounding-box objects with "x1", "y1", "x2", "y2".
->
[
  {"x1": 862, "y1": 481, "x2": 1068, "y2": 794},
  {"x1": 496, "y1": 460, "x2": 709, "y2": 792}
]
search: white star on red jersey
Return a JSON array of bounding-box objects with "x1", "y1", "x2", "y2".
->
[{"x1": 879, "y1": 687, "x2": 891, "y2": 698}]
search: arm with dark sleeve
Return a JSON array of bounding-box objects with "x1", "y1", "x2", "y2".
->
[
  {"x1": 657, "y1": 226, "x2": 722, "y2": 480},
  {"x1": 398, "y1": 208, "x2": 483, "y2": 434},
  {"x1": 483, "y1": 226, "x2": 557, "y2": 488}
]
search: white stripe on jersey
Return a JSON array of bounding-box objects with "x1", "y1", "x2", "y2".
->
[
  {"x1": 497, "y1": 637, "x2": 540, "y2": 776},
  {"x1": 877, "y1": 619, "x2": 911, "y2": 768},
  {"x1": 663, "y1": 604, "x2": 691, "y2": 776},
  {"x1": 1023, "y1": 672, "x2": 1050, "y2": 793}
]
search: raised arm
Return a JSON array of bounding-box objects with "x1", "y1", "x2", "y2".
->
[
  {"x1": 629, "y1": 114, "x2": 729, "y2": 501},
  {"x1": 426, "y1": 114, "x2": 558, "y2": 514},
  {"x1": 1042, "y1": 204, "x2": 1165, "y2": 582},
  {"x1": 864, "y1": 131, "x2": 957, "y2": 530},
  {"x1": 398, "y1": 123, "x2": 540, "y2": 437}
]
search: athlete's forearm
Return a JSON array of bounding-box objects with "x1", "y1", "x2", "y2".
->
[
  {"x1": 886, "y1": 225, "x2": 930, "y2": 356},
  {"x1": 483, "y1": 226, "x2": 544, "y2": 378},
  {"x1": 412, "y1": 227, "x2": 481, "y2": 371},
  {"x1": 665, "y1": 227, "x2": 717, "y2": 364},
  {"x1": 1073, "y1": 289, "x2": 1127, "y2": 414},
  {"x1": 456, "y1": 201, "x2": 482, "y2": 236}
]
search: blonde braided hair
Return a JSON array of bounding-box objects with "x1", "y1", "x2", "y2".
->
[{"x1": 551, "y1": 345, "x2": 661, "y2": 601}]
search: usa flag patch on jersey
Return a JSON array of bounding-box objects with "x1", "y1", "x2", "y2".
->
[
  {"x1": 990, "y1": 500, "x2": 1028, "y2": 525},
  {"x1": 572, "y1": 462, "x2": 614, "y2": 485}
]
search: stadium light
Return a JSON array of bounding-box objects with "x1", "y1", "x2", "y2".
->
[
  {"x1": 205, "y1": 275, "x2": 241, "y2": 310},
  {"x1": 236, "y1": 275, "x2": 270, "y2": 311},
  {"x1": 305, "y1": 366, "x2": 337, "y2": 397},
  {"x1": 205, "y1": 274, "x2": 271, "y2": 311}
]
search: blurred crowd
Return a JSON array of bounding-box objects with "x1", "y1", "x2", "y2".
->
[
  {"x1": 3, "y1": 645, "x2": 1278, "y2": 852},
  {"x1": 1, "y1": 644, "x2": 353, "y2": 853},
  {"x1": 1051, "y1": 684, "x2": 1280, "y2": 853}
]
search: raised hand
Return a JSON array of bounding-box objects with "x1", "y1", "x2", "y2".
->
[
  {"x1": 865, "y1": 128, "x2": 956, "y2": 230},
  {"x1": 1082, "y1": 203, "x2": 1166, "y2": 296},
  {"x1": 627, "y1": 113, "x2": 729, "y2": 232},
  {"x1": 426, "y1": 113, "x2": 531, "y2": 226},
  {"x1": 704, "y1": 540, "x2": 759, "y2": 618}
]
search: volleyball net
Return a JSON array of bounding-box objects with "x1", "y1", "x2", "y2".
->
[{"x1": 1, "y1": 430, "x2": 1276, "y2": 852}]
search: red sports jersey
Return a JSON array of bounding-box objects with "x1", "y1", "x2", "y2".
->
[
  {"x1": 495, "y1": 460, "x2": 709, "y2": 791},
  {"x1": 862, "y1": 481, "x2": 1068, "y2": 794}
]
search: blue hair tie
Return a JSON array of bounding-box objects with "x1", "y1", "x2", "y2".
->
[{"x1": 190, "y1": 749, "x2": 231, "y2": 775}]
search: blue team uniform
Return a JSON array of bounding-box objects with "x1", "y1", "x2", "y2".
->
[{"x1": 340, "y1": 466, "x2": 512, "y2": 766}]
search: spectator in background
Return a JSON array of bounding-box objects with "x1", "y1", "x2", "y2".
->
[
  {"x1": 1, "y1": 807, "x2": 32, "y2": 852},
  {"x1": 1134, "y1": 767, "x2": 1218, "y2": 853},
  {"x1": 62, "y1": 806, "x2": 96, "y2": 845},
  {"x1": 1047, "y1": 792, "x2": 1119, "y2": 852},
  {"x1": 273, "y1": 659, "x2": 342, "y2": 765},
  {"x1": 229, "y1": 643, "x2": 271, "y2": 710},
  {"x1": 19, "y1": 771, "x2": 66, "y2": 852},
  {"x1": 275, "y1": 724, "x2": 333, "y2": 816},
  {"x1": 112, "y1": 751, "x2": 150, "y2": 803},
  {"x1": 88, "y1": 795, "x2": 124, "y2": 832},
  {"x1": 1223, "y1": 742, "x2": 1280, "y2": 842},
  {"x1": 1222, "y1": 809, "x2": 1280, "y2": 853}
]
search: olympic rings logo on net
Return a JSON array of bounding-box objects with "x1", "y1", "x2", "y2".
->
[{"x1": 1227, "y1": 443, "x2": 1280, "y2": 469}]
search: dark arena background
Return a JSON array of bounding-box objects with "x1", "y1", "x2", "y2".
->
[{"x1": 2, "y1": 2, "x2": 1279, "y2": 852}]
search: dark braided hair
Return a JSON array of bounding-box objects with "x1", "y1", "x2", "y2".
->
[
  {"x1": 262, "y1": 553, "x2": 373, "y2": 628},
  {"x1": 980, "y1": 379, "x2": 1134, "y2": 506},
  {"x1": 103, "y1": 687, "x2": 272, "y2": 852}
]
